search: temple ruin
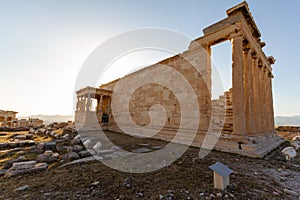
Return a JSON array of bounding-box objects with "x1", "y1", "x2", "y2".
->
[
  {"x1": 0, "y1": 110, "x2": 18, "y2": 127},
  {"x1": 75, "y1": 2, "x2": 284, "y2": 157},
  {"x1": 0, "y1": 110, "x2": 44, "y2": 128}
]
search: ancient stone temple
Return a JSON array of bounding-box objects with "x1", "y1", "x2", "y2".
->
[{"x1": 75, "y1": 2, "x2": 284, "y2": 157}]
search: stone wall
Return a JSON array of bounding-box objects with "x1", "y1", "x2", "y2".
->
[{"x1": 106, "y1": 49, "x2": 212, "y2": 141}]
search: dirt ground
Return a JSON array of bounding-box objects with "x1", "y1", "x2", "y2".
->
[{"x1": 0, "y1": 130, "x2": 300, "y2": 200}]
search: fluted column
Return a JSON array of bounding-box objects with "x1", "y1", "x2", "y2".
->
[
  {"x1": 266, "y1": 72, "x2": 274, "y2": 132},
  {"x1": 258, "y1": 64, "x2": 264, "y2": 133},
  {"x1": 86, "y1": 93, "x2": 91, "y2": 112},
  {"x1": 264, "y1": 68, "x2": 270, "y2": 133},
  {"x1": 231, "y1": 32, "x2": 246, "y2": 135},
  {"x1": 251, "y1": 53, "x2": 261, "y2": 133},
  {"x1": 264, "y1": 68, "x2": 269, "y2": 132},
  {"x1": 76, "y1": 97, "x2": 79, "y2": 111},
  {"x1": 268, "y1": 73, "x2": 275, "y2": 132},
  {"x1": 98, "y1": 95, "x2": 103, "y2": 113},
  {"x1": 244, "y1": 47, "x2": 256, "y2": 134},
  {"x1": 259, "y1": 66, "x2": 268, "y2": 133}
]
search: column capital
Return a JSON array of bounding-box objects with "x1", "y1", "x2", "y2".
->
[
  {"x1": 229, "y1": 31, "x2": 244, "y2": 40},
  {"x1": 258, "y1": 59, "x2": 264, "y2": 68},
  {"x1": 201, "y1": 43, "x2": 211, "y2": 50},
  {"x1": 251, "y1": 51, "x2": 258, "y2": 59},
  {"x1": 243, "y1": 47, "x2": 251, "y2": 53},
  {"x1": 268, "y1": 72, "x2": 274, "y2": 78}
]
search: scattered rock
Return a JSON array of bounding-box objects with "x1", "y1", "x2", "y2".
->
[
  {"x1": 5, "y1": 163, "x2": 48, "y2": 177},
  {"x1": 281, "y1": 147, "x2": 297, "y2": 161},
  {"x1": 17, "y1": 151, "x2": 25, "y2": 155},
  {"x1": 138, "y1": 143, "x2": 150, "y2": 146},
  {"x1": 284, "y1": 188, "x2": 298, "y2": 196},
  {"x1": 137, "y1": 192, "x2": 144, "y2": 197},
  {"x1": 37, "y1": 142, "x2": 45, "y2": 150},
  {"x1": 111, "y1": 145, "x2": 121, "y2": 150},
  {"x1": 83, "y1": 139, "x2": 92, "y2": 148},
  {"x1": 62, "y1": 151, "x2": 80, "y2": 161},
  {"x1": 151, "y1": 146, "x2": 163, "y2": 150},
  {"x1": 291, "y1": 141, "x2": 300, "y2": 150},
  {"x1": 93, "y1": 142, "x2": 102, "y2": 153},
  {"x1": 131, "y1": 148, "x2": 152, "y2": 153},
  {"x1": 0, "y1": 169, "x2": 8, "y2": 175},
  {"x1": 55, "y1": 145, "x2": 67, "y2": 152},
  {"x1": 91, "y1": 181, "x2": 100, "y2": 186},
  {"x1": 15, "y1": 185, "x2": 29, "y2": 191},
  {"x1": 71, "y1": 139, "x2": 81, "y2": 145},
  {"x1": 44, "y1": 141, "x2": 56, "y2": 151},
  {"x1": 216, "y1": 192, "x2": 222, "y2": 198},
  {"x1": 124, "y1": 178, "x2": 131, "y2": 188},
  {"x1": 14, "y1": 135, "x2": 27, "y2": 140},
  {"x1": 0, "y1": 142, "x2": 8, "y2": 149},
  {"x1": 3, "y1": 156, "x2": 28, "y2": 169},
  {"x1": 12, "y1": 161, "x2": 37, "y2": 170},
  {"x1": 44, "y1": 192, "x2": 51, "y2": 197},
  {"x1": 38, "y1": 128, "x2": 47, "y2": 134},
  {"x1": 78, "y1": 150, "x2": 94, "y2": 158},
  {"x1": 69, "y1": 145, "x2": 83, "y2": 153},
  {"x1": 36, "y1": 150, "x2": 59, "y2": 163},
  {"x1": 98, "y1": 149, "x2": 114, "y2": 154},
  {"x1": 8, "y1": 141, "x2": 18, "y2": 148},
  {"x1": 62, "y1": 134, "x2": 70, "y2": 139},
  {"x1": 292, "y1": 136, "x2": 300, "y2": 142},
  {"x1": 58, "y1": 156, "x2": 103, "y2": 168},
  {"x1": 74, "y1": 134, "x2": 81, "y2": 140},
  {"x1": 25, "y1": 134, "x2": 34, "y2": 140},
  {"x1": 29, "y1": 128, "x2": 35, "y2": 134},
  {"x1": 12, "y1": 147, "x2": 23, "y2": 152}
]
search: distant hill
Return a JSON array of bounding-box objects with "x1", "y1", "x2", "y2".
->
[
  {"x1": 19, "y1": 115, "x2": 74, "y2": 125},
  {"x1": 275, "y1": 116, "x2": 300, "y2": 126}
]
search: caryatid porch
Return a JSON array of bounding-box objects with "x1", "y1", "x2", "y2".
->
[{"x1": 75, "y1": 86, "x2": 112, "y2": 130}]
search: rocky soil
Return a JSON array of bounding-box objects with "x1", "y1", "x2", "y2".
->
[{"x1": 0, "y1": 126, "x2": 299, "y2": 199}]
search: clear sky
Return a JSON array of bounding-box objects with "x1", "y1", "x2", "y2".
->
[{"x1": 0, "y1": 0, "x2": 299, "y2": 117}]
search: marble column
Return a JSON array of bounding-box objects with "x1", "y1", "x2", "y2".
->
[
  {"x1": 263, "y1": 68, "x2": 269, "y2": 133},
  {"x1": 251, "y1": 53, "x2": 261, "y2": 133},
  {"x1": 76, "y1": 97, "x2": 79, "y2": 111},
  {"x1": 204, "y1": 44, "x2": 212, "y2": 96},
  {"x1": 97, "y1": 95, "x2": 103, "y2": 113},
  {"x1": 243, "y1": 47, "x2": 256, "y2": 134},
  {"x1": 259, "y1": 66, "x2": 267, "y2": 133},
  {"x1": 231, "y1": 32, "x2": 246, "y2": 135},
  {"x1": 268, "y1": 73, "x2": 275, "y2": 132},
  {"x1": 86, "y1": 93, "x2": 91, "y2": 112},
  {"x1": 265, "y1": 72, "x2": 270, "y2": 132}
]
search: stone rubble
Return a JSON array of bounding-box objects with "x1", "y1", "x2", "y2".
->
[
  {"x1": 36, "y1": 150, "x2": 59, "y2": 163},
  {"x1": 5, "y1": 162, "x2": 48, "y2": 177},
  {"x1": 15, "y1": 185, "x2": 29, "y2": 191}
]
